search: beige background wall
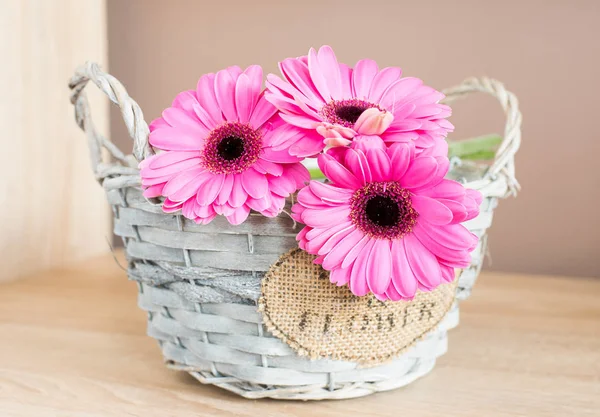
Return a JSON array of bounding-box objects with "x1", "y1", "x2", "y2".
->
[
  {"x1": 0, "y1": 0, "x2": 111, "y2": 281},
  {"x1": 108, "y1": 0, "x2": 600, "y2": 277}
]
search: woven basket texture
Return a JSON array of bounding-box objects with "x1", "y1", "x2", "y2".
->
[{"x1": 69, "y1": 63, "x2": 521, "y2": 400}]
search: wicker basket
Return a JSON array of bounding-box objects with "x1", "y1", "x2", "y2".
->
[{"x1": 69, "y1": 63, "x2": 521, "y2": 400}]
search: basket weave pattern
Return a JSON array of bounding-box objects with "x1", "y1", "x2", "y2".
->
[{"x1": 69, "y1": 63, "x2": 521, "y2": 400}]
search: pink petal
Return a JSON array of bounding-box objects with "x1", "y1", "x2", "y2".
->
[
  {"x1": 140, "y1": 157, "x2": 201, "y2": 179},
  {"x1": 147, "y1": 151, "x2": 201, "y2": 169},
  {"x1": 279, "y1": 112, "x2": 320, "y2": 129},
  {"x1": 317, "y1": 45, "x2": 342, "y2": 100},
  {"x1": 246, "y1": 196, "x2": 271, "y2": 212},
  {"x1": 437, "y1": 198, "x2": 468, "y2": 223},
  {"x1": 365, "y1": 148, "x2": 391, "y2": 181},
  {"x1": 269, "y1": 174, "x2": 296, "y2": 197},
  {"x1": 149, "y1": 127, "x2": 204, "y2": 151},
  {"x1": 228, "y1": 174, "x2": 248, "y2": 207},
  {"x1": 195, "y1": 204, "x2": 216, "y2": 217},
  {"x1": 330, "y1": 266, "x2": 351, "y2": 286},
  {"x1": 171, "y1": 90, "x2": 198, "y2": 113},
  {"x1": 385, "y1": 281, "x2": 407, "y2": 301},
  {"x1": 234, "y1": 73, "x2": 253, "y2": 123},
  {"x1": 196, "y1": 214, "x2": 218, "y2": 225},
  {"x1": 301, "y1": 206, "x2": 351, "y2": 228},
  {"x1": 440, "y1": 264, "x2": 456, "y2": 283},
  {"x1": 380, "y1": 77, "x2": 424, "y2": 109},
  {"x1": 196, "y1": 174, "x2": 225, "y2": 206},
  {"x1": 338, "y1": 63, "x2": 354, "y2": 99},
  {"x1": 243, "y1": 65, "x2": 262, "y2": 106},
  {"x1": 191, "y1": 100, "x2": 219, "y2": 130},
  {"x1": 319, "y1": 154, "x2": 362, "y2": 189},
  {"x1": 216, "y1": 173, "x2": 235, "y2": 205},
  {"x1": 341, "y1": 234, "x2": 370, "y2": 269},
  {"x1": 350, "y1": 238, "x2": 376, "y2": 296},
  {"x1": 399, "y1": 156, "x2": 438, "y2": 189},
  {"x1": 141, "y1": 173, "x2": 176, "y2": 186},
  {"x1": 368, "y1": 67, "x2": 402, "y2": 103},
  {"x1": 352, "y1": 59, "x2": 378, "y2": 99},
  {"x1": 317, "y1": 224, "x2": 354, "y2": 256},
  {"x1": 143, "y1": 183, "x2": 165, "y2": 198},
  {"x1": 413, "y1": 225, "x2": 472, "y2": 264},
  {"x1": 308, "y1": 181, "x2": 353, "y2": 204},
  {"x1": 226, "y1": 65, "x2": 243, "y2": 79},
  {"x1": 366, "y1": 239, "x2": 392, "y2": 295},
  {"x1": 168, "y1": 171, "x2": 212, "y2": 202},
  {"x1": 149, "y1": 116, "x2": 168, "y2": 131},
  {"x1": 284, "y1": 163, "x2": 310, "y2": 188},
  {"x1": 391, "y1": 239, "x2": 418, "y2": 299},
  {"x1": 381, "y1": 131, "x2": 419, "y2": 144},
  {"x1": 162, "y1": 168, "x2": 205, "y2": 197},
  {"x1": 163, "y1": 198, "x2": 183, "y2": 213},
  {"x1": 278, "y1": 59, "x2": 324, "y2": 106},
  {"x1": 307, "y1": 47, "x2": 331, "y2": 101},
  {"x1": 241, "y1": 167, "x2": 268, "y2": 199},
  {"x1": 387, "y1": 119, "x2": 422, "y2": 132},
  {"x1": 254, "y1": 158, "x2": 284, "y2": 176},
  {"x1": 343, "y1": 149, "x2": 372, "y2": 185},
  {"x1": 214, "y1": 70, "x2": 237, "y2": 122},
  {"x1": 162, "y1": 107, "x2": 208, "y2": 136},
  {"x1": 298, "y1": 187, "x2": 327, "y2": 208},
  {"x1": 214, "y1": 203, "x2": 236, "y2": 216},
  {"x1": 388, "y1": 142, "x2": 414, "y2": 180},
  {"x1": 411, "y1": 194, "x2": 453, "y2": 225},
  {"x1": 419, "y1": 223, "x2": 478, "y2": 251},
  {"x1": 196, "y1": 73, "x2": 224, "y2": 125},
  {"x1": 249, "y1": 94, "x2": 278, "y2": 128},
  {"x1": 404, "y1": 234, "x2": 442, "y2": 290},
  {"x1": 226, "y1": 205, "x2": 251, "y2": 225},
  {"x1": 322, "y1": 228, "x2": 364, "y2": 270},
  {"x1": 304, "y1": 221, "x2": 353, "y2": 254},
  {"x1": 466, "y1": 188, "x2": 483, "y2": 205},
  {"x1": 421, "y1": 179, "x2": 466, "y2": 200}
]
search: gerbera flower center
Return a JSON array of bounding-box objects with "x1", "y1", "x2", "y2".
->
[
  {"x1": 365, "y1": 196, "x2": 400, "y2": 227},
  {"x1": 217, "y1": 136, "x2": 245, "y2": 161},
  {"x1": 202, "y1": 122, "x2": 262, "y2": 174},
  {"x1": 350, "y1": 182, "x2": 418, "y2": 240},
  {"x1": 320, "y1": 98, "x2": 380, "y2": 128}
]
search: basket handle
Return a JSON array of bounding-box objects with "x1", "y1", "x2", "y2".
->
[
  {"x1": 69, "y1": 62, "x2": 153, "y2": 179},
  {"x1": 441, "y1": 77, "x2": 522, "y2": 195}
]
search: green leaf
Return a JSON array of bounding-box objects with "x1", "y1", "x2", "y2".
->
[
  {"x1": 309, "y1": 167, "x2": 325, "y2": 180},
  {"x1": 448, "y1": 134, "x2": 502, "y2": 161}
]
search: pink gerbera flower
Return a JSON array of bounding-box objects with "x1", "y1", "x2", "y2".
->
[
  {"x1": 140, "y1": 65, "x2": 309, "y2": 225},
  {"x1": 292, "y1": 137, "x2": 481, "y2": 300},
  {"x1": 265, "y1": 45, "x2": 454, "y2": 157}
]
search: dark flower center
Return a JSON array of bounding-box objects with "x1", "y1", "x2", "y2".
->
[
  {"x1": 365, "y1": 196, "x2": 400, "y2": 227},
  {"x1": 320, "y1": 98, "x2": 381, "y2": 129},
  {"x1": 335, "y1": 105, "x2": 365, "y2": 124},
  {"x1": 217, "y1": 136, "x2": 245, "y2": 161},
  {"x1": 202, "y1": 122, "x2": 262, "y2": 174},
  {"x1": 350, "y1": 182, "x2": 418, "y2": 240}
]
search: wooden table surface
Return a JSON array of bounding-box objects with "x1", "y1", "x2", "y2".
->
[{"x1": 1, "y1": 253, "x2": 599, "y2": 417}]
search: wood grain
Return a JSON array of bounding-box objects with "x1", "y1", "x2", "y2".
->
[
  {"x1": 0, "y1": 252, "x2": 599, "y2": 416},
  {"x1": 0, "y1": 0, "x2": 110, "y2": 282}
]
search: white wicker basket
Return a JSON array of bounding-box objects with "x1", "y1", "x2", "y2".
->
[{"x1": 69, "y1": 63, "x2": 521, "y2": 400}]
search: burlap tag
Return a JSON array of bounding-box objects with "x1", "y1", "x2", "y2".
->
[{"x1": 258, "y1": 248, "x2": 458, "y2": 366}]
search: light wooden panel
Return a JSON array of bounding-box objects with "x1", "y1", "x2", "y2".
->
[{"x1": 0, "y1": 0, "x2": 110, "y2": 281}]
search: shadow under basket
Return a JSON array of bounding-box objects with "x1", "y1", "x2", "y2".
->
[{"x1": 69, "y1": 63, "x2": 521, "y2": 400}]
